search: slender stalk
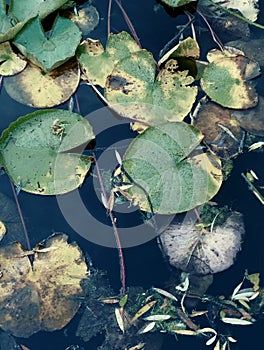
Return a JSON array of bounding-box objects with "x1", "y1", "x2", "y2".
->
[
  {"x1": 196, "y1": 8, "x2": 224, "y2": 50},
  {"x1": 114, "y1": 0, "x2": 141, "y2": 47},
  {"x1": 107, "y1": 0, "x2": 113, "y2": 37},
  {"x1": 93, "y1": 152, "x2": 126, "y2": 294},
  {"x1": 9, "y1": 177, "x2": 31, "y2": 250}
]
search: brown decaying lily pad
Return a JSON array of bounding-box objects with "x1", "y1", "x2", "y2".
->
[
  {"x1": 194, "y1": 99, "x2": 244, "y2": 159},
  {"x1": 232, "y1": 95, "x2": 264, "y2": 137},
  {"x1": 160, "y1": 211, "x2": 244, "y2": 275},
  {"x1": 0, "y1": 233, "x2": 88, "y2": 337},
  {"x1": 3, "y1": 59, "x2": 80, "y2": 108}
]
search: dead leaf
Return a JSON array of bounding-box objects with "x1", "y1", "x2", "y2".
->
[{"x1": 0, "y1": 233, "x2": 88, "y2": 337}]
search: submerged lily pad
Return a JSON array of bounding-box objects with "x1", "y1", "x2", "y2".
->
[
  {"x1": 0, "y1": 41, "x2": 26, "y2": 76},
  {"x1": 115, "y1": 122, "x2": 222, "y2": 214},
  {"x1": 3, "y1": 60, "x2": 80, "y2": 108},
  {"x1": 0, "y1": 109, "x2": 94, "y2": 195},
  {"x1": 13, "y1": 16, "x2": 82, "y2": 72},
  {"x1": 64, "y1": 3, "x2": 99, "y2": 36},
  {"x1": 201, "y1": 55, "x2": 260, "y2": 109},
  {"x1": 0, "y1": 233, "x2": 88, "y2": 337},
  {"x1": 194, "y1": 99, "x2": 245, "y2": 159},
  {"x1": 78, "y1": 31, "x2": 141, "y2": 87},
  {"x1": 0, "y1": 192, "x2": 25, "y2": 246},
  {"x1": 232, "y1": 95, "x2": 264, "y2": 137},
  {"x1": 160, "y1": 211, "x2": 244, "y2": 274}
]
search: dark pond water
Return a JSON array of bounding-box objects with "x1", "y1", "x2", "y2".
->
[{"x1": 0, "y1": 1, "x2": 264, "y2": 349}]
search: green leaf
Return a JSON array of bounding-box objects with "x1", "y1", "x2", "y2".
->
[
  {"x1": 116, "y1": 122, "x2": 222, "y2": 214},
  {"x1": 9, "y1": 0, "x2": 71, "y2": 22},
  {"x1": 105, "y1": 54, "x2": 197, "y2": 130},
  {"x1": 0, "y1": 109, "x2": 95, "y2": 195},
  {"x1": 200, "y1": 55, "x2": 259, "y2": 109},
  {"x1": 160, "y1": 0, "x2": 196, "y2": 8},
  {"x1": 78, "y1": 31, "x2": 141, "y2": 87},
  {"x1": 0, "y1": 0, "x2": 71, "y2": 43},
  {"x1": 13, "y1": 16, "x2": 82, "y2": 71}
]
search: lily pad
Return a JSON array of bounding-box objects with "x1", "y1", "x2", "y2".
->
[
  {"x1": 9, "y1": 0, "x2": 72, "y2": 22},
  {"x1": 200, "y1": 55, "x2": 260, "y2": 109},
  {"x1": 3, "y1": 60, "x2": 80, "y2": 108},
  {"x1": 0, "y1": 109, "x2": 95, "y2": 195},
  {"x1": 0, "y1": 0, "x2": 71, "y2": 43},
  {"x1": 194, "y1": 99, "x2": 244, "y2": 159},
  {"x1": 115, "y1": 122, "x2": 222, "y2": 214},
  {"x1": 160, "y1": 211, "x2": 244, "y2": 274},
  {"x1": 0, "y1": 233, "x2": 88, "y2": 337},
  {"x1": 210, "y1": 0, "x2": 259, "y2": 21},
  {"x1": 13, "y1": 16, "x2": 82, "y2": 72},
  {"x1": 105, "y1": 54, "x2": 197, "y2": 130},
  {"x1": 78, "y1": 31, "x2": 141, "y2": 87},
  {"x1": 232, "y1": 95, "x2": 264, "y2": 137},
  {"x1": 159, "y1": 37, "x2": 200, "y2": 65},
  {"x1": 64, "y1": 3, "x2": 99, "y2": 36},
  {"x1": 0, "y1": 41, "x2": 26, "y2": 76}
]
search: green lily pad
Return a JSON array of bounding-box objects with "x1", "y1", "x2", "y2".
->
[
  {"x1": 200, "y1": 55, "x2": 260, "y2": 109},
  {"x1": 105, "y1": 53, "x2": 197, "y2": 130},
  {"x1": 0, "y1": 109, "x2": 95, "y2": 195},
  {"x1": 9, "y1": 0, "x2": 71, "y2": 22},
  {"x1": 78, "y1": 31, "x2": 141, "y2": 87},
  {"x1": 13, "y1": 16, "x2": 82, "y2": 72},
  {"x1": 114, "y1": 122, "x2": 222, "y2": 214},
  {"x1": 0, "y1": 0, "x2": 70, "y2": 43}
]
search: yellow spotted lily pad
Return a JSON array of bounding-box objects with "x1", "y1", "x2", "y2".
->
[
  {"x1": 3, "y1": 60, "x2": 80, "y2": 108},
  {"x1": 200, "y1": 55, "x2": 260, "y2": 109},
  {"x1": 0, "y1": 233, "x2": 88, "y2": 337},
  {"x1": 159, "y1": 37, "x2": 200, "y2": 65},
  {"x1": 0, "y1": 109, "x2": 95, "y2": 195},
  {"x1": 0, "y1": 41, "x2": 27, "y2": 76},
  {"x1": 105, "y1": 53, "x2": 197, "y2": 130},
  {"x1": 78, "y1": 31, "x2": 141, "y2": 87},
  {"x1": 114, "y1": 122, "x2": 222, "y2": 214}
]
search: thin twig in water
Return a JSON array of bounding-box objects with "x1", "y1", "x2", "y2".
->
[
  {"x1": 93, "y1": 152, "x2": 126, "y2": 294},
  {"x1": 107, "y1": 0, "x2": 113, "y2": 37},
  {"x1": 9, "y1": 177, "x2": 31, "y2": 250}
]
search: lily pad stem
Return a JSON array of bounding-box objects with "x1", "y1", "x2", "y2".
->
[
  {"x1": 93, "y1": 152, "x2": 126, "y2": 295},
  {"x1": 9, "y1": 176, "x2": 31, "y2": 250}
]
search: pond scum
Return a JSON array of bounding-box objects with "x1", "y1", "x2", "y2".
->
[{"x1": 0, "y1": 0, "x2": 264, "y2": 349}]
